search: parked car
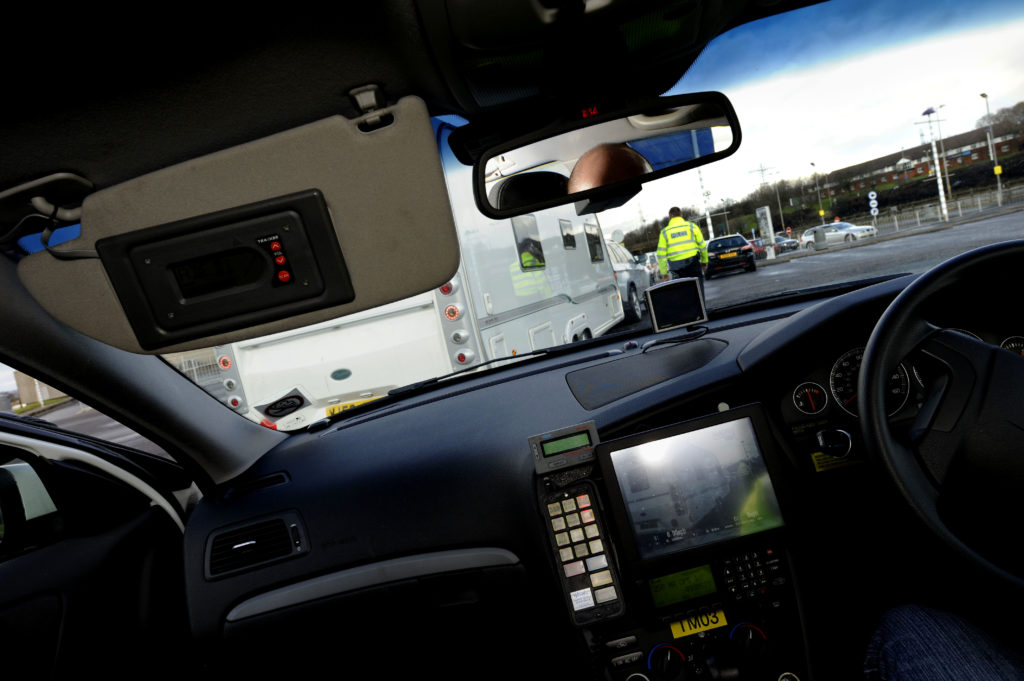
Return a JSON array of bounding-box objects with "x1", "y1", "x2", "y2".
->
[
  {"x1": 800, "y1": 224, "x2": 844, "y2": 249},
  {"x1": 750, "y1": 237, "x2": 769, "y2": 259},
  {"x1": 705, "y1": 233, "x2": 756, "y2": 278},
  {"x1": 775, "y1": 234, "x2": 800, "y2": 252},
  {"x1": 606, "y1": 240, "x2": 650, "y2": 322},
  {"x1": 833, "y1": 221, "x2": 878, "y2": 241}
]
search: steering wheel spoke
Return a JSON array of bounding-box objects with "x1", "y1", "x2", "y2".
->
[{"x1": 861, "y1": 240, "x2": 1024, "y2": 587}]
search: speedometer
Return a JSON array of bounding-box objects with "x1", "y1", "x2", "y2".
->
[{"x1": 829, "y1": 347, "x2": 910, "y2": 417}]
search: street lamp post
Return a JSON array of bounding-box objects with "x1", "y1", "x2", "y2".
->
[
  {"x1": 811, "y1": 162, "x2": 824, "y2": 225},
  {"x1": 980, "y1": 93, "x2": 1003, "y2": 206},
  {"x1": 921, "y1": 107, "x2": 949, "y2": 221}
]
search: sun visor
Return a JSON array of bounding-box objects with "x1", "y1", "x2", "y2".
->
[{"x1": 18, "y1": 97, "x2": 459, "y2": 354}]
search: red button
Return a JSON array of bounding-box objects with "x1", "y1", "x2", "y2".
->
[
  {"x1": 275, "y1": 255, "x2": 286, "y2": 265},
  {"x1": 270, "y1": 241, "x2": 282, "y2": 251},
  {"x1": 277, "y1": 270, "x2": 291, "y2": 283}
]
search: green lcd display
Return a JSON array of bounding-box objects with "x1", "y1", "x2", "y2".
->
[
  {"x1": 650, "y1": 565, "x2": 717, "y2": 609},
  {"x1": 541, "y1": 431, "x2": 592, "y2": 457}
]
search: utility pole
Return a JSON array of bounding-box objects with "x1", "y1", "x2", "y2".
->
[
  {"x1": 981, "y1": 93, "x2": 1003, "y2": 206},
  {"x1": 811, "y1": 162, "x2": 824, "y2": 225},
  {"x1": 698, "y1": 168, "x2": 714, "y2": 238},
  {"x1": 935, "y1": 105, "x2": 953, "y2": 200},
  {"x1": 920, "y1": 108, "x2": 949, "y2": 221},
  {"x1": 750, "y1": 164, "x2": 787, "y2": 234}
]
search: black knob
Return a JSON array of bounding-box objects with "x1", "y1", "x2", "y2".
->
[
  {"x1": 816, "y1": 429, "x2": 852, "y2": 458},
  {"x1": 649, "y1": 644, "x2": 688, "y2": 680}
]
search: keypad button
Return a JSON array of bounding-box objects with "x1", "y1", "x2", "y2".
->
[
  {"x1": 559, "y1": 547, "x2": 575, "y2": 562},
  {"x1": 585, "y1": 524, "x2": 600, "y2": 539},
  {"x1": 547, "y1": 502, "x2": 562, "y2": 517},
  {"x1": 590, "y1": 570, "x2": 613, "y2": 588},
  {"x1": 564, "y1": 561, "x2": 585, "y2": 578},
  {"x1": 586, "y1": 554, "x2": 608, "y2": 572},
  {"x1": 580, "y1": 509, "x2": 595, "y2": 524},
  {"x1": 595, "y1": 586, "x2": 618, "y2": 604},
  {"x1": 588, "y1": 538, "x2": 604, "y2": 554},
  {"x1": 569, "y1": 528, "x2": 585, "y2": 544},
  {"x1": 551, "y1": 517, "x2": 566, "y2": 531},
  {"x1": 574, "y1": 544, "x2": 590, "y2": 559},
  {"x1": 566, "y1": 513, "x2": 581, "y2": 528},
  {"x1": 561, "y1": 499, "x2": 577, "y2": 513},
  {"x1": 556, "y1": 532, "x2": 570, "y2": 547},
  {"x1": 576, "y1": 494, "x2": 591, "y2": 509}
]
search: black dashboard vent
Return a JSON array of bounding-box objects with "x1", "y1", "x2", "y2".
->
[{"x1": 206, "y1": 511, "x2": 306, "y2": 579}]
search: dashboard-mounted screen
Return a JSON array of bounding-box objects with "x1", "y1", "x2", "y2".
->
[
  {"x1": 599, "y1": 406, "x2": 785, "y2": 562},
  {"x1": 645, "y1": 278, "x2": 707, "y2": 333}
]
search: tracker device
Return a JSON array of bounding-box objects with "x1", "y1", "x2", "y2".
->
[{"x1": 645, "y1": 277, "x2": 708, "y2": 333}]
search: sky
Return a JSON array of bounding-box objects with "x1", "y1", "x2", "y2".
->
[{"x1": 597, "y1": 0, "x2": 1024, "y2": 235}]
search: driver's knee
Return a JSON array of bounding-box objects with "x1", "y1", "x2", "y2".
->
[{"x1": 864, "y1": 605, "x2": 1024, "y2": 680}]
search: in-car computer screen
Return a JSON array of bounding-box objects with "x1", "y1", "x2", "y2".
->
[{"x1": 609, "y1": 416, "x2": 784, "y2": 561}]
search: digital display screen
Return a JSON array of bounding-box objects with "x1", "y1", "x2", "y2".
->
[
  {"x1": 609, "y1": 417, "x2": 784, "y2": 560},
  {"x1": 170, "y1": 247, "x2": 266, "y2": 299},
  {"x1": 650, "y1": 564, "x2": 717, "y2": 608},
  {"x1": 646, "y1": 278, "x2": 707, "y2": 332},
  {"x1": 541, "y1": 431, "x2": 592, "y2": 457}
]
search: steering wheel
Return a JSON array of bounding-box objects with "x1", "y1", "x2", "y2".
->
[{"x1": 860, "y1": 239, "x2": 1024, "y2": 588}]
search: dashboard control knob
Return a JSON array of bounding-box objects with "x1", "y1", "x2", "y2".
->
[
  {"x1": 816, "y1": 429, "x2": 852, "y2": 458},
  {"x1": 649, "y1": 644, "x2": 688, "y2": 680}
]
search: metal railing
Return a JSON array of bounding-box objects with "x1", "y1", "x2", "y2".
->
[{"x1": 840, "y1": 183, "x2": 1024, "y2": 237}]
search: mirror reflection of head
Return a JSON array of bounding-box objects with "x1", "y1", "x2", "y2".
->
[{"x1": 567, "y1": 143, "x2": 651, "y2": 194}]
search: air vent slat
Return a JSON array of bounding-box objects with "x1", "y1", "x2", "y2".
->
[{"x1": 206, "y1": 514, "x2": 305, "y2": 578}]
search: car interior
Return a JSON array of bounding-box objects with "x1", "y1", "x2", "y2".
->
[{"x1": 1, "y1": 1, "x2": 1023, "y2": 680}]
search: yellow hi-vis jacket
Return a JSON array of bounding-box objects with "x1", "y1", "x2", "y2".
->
[{"x1": 657, "y1": 216, "x2": 707, "y2": 276}]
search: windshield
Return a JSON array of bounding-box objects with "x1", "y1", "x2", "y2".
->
[{"x1": 154, "y1": 0, "x2": 1024, "y2": 431}]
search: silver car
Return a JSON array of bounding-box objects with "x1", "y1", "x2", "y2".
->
[
  {"x1": 834, "y1": 221, "x2": 878, "y2": 241},
  {"x1": 606, "y1": 240, "x2": 650, "y2": 322}
]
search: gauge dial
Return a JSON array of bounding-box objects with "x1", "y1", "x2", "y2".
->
[
  {"x1": 792, "y1": 382, "x2": 828, "y2": 415},
  {"x1": 829, "y1": 347, "x2": 910, "y2": 417},
  {"x1": 1000, "y1": 336, "x2": 1024, "y2": 357}
]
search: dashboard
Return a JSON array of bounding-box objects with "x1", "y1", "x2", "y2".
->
[{"x1": 178, "y1": 272, "x2": 999, "y2": 680}]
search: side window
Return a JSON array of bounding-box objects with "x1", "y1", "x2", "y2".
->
[
  {"x1": 1, "y1": 365, "x2": 168, "y2": 458},
  {"x1": 585, "y1": 222, "x2": 604, "y2": 262},
  {"x1": 511, "y1": 215, "x2": 545, "y2": 270},
  {"x1": 0, "y1": 455, "x2": 60, "y2": 555},
  {"x1": 559, "y1": 219, "x2": 576, "y2": 250}
]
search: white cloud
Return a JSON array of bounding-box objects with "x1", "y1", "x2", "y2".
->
[{"x1": 602, "y1": 18, "x2": 1024, "y2": 236}]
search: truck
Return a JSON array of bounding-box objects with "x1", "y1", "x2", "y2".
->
[{"x1": 165, "y1": 124, "x2": 625, "y2": 430}]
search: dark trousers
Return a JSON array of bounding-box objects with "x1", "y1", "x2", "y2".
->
[{"x1": 669, "y1": 257, "x2": 706, "y2": 300}]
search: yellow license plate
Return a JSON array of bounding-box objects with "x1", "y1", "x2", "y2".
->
[
  {"x1": 720, "y1": 252, "x2": 737, "y2": 258},
  {"x1": 670, "y1": 609, "x2": 729, "y2": 638},
  {"x1": 326, "y1": 397, "x2": 381, "y2": 416}
]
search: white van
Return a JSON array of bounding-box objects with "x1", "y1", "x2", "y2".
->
[{"x1": 164, "y1": 125, "x2": 624, "y2": 429}]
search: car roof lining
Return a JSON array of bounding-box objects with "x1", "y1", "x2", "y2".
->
[{"x1": 0, "y1": 1, "x2": 817, "y2": 207}]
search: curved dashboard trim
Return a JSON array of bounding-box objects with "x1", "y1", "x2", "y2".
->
[{"x1": 225, "y1": 547, "x2": 521, "y2": 622}]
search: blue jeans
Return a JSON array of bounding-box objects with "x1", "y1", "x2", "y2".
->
[{"x1": 864, "y1": 605, "x2": 1024, "y2": 680}]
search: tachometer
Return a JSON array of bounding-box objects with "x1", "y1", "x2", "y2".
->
[{"x1": 829, "y1": 347, "x2": 910, "y2": 417}]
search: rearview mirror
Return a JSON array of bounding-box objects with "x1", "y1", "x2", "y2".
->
[{"x1": 475, "y1": 92, "x2": 740, "y2": 218}]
